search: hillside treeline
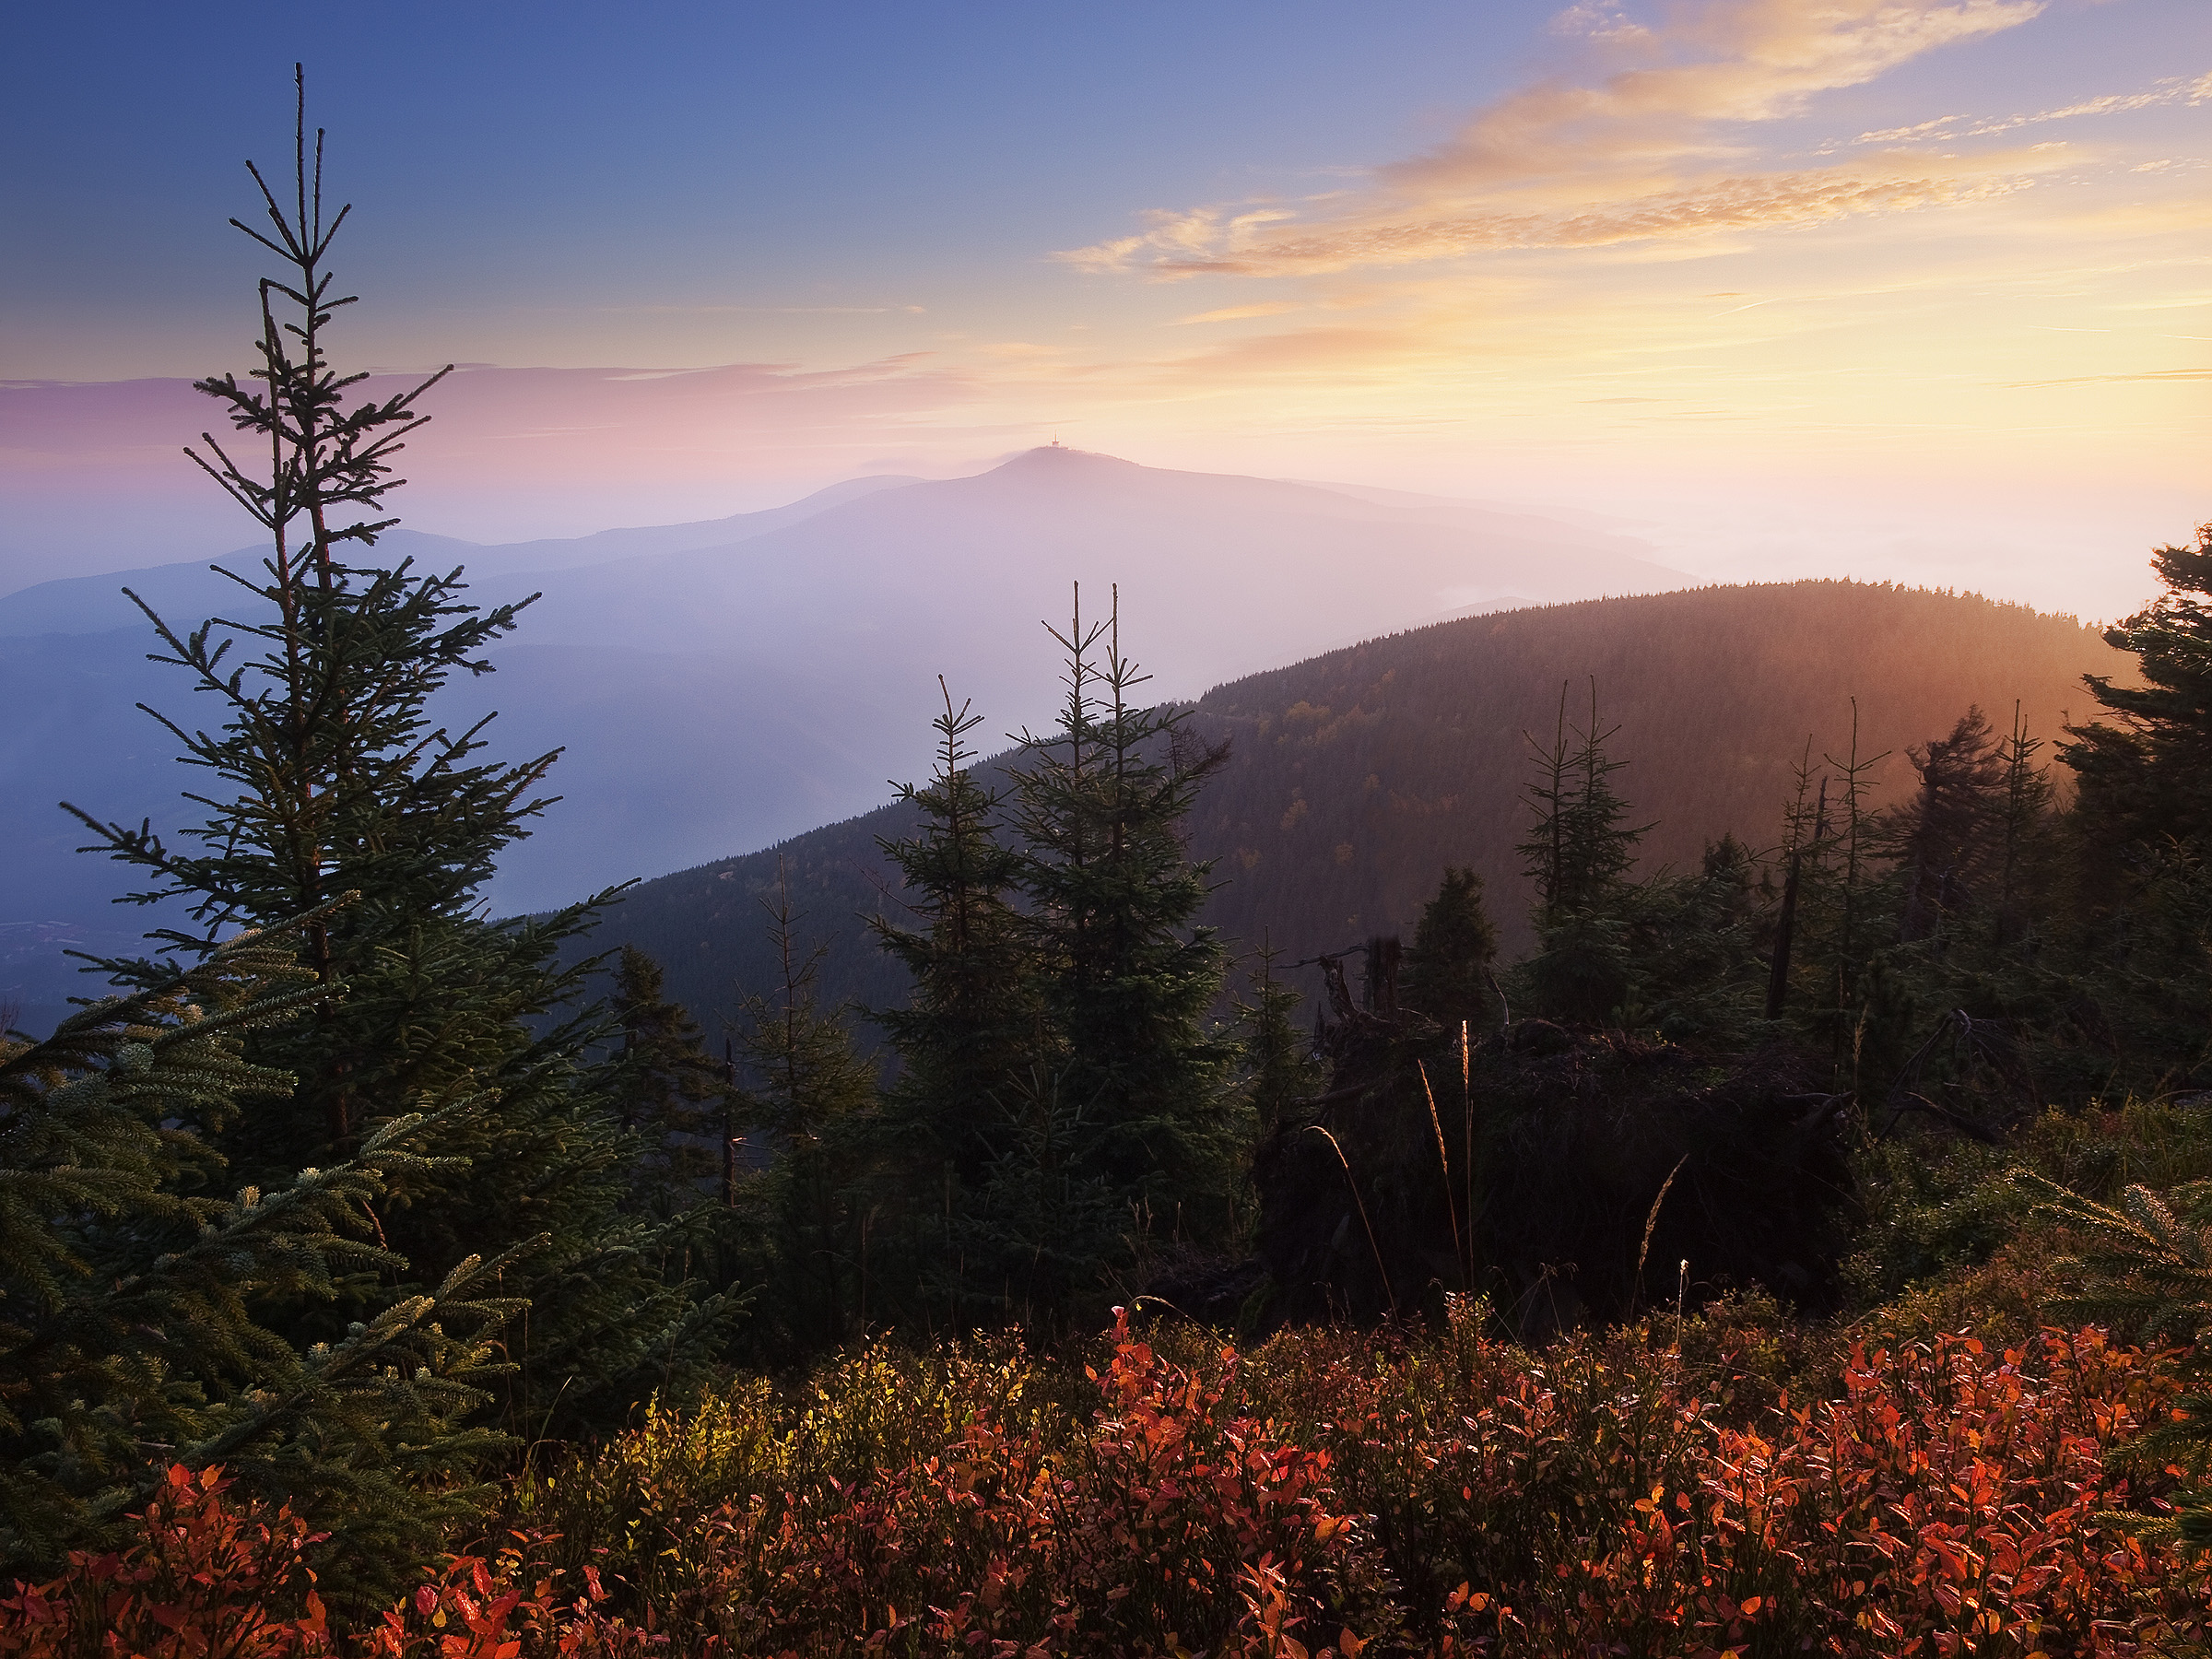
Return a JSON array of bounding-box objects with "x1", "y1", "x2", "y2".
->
[
  {"x1": 6, "y1": 90, "x2": 2212, "y2": 1653},
  {"x1": 605, "y1": 577, "x2": 2124, "y2": 1026}
]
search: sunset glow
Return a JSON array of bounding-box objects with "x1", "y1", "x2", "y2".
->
[{"x1": 5, "y1": 0, "x2": 2206, "y2": 617}]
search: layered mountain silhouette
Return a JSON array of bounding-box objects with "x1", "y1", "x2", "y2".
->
[
  {"x1": 594, "y1": 580, "x2": 2129, "y2": 1034},
  {"x1": 0, "y1": 451, "x2": 1687, "y2": 1027}
]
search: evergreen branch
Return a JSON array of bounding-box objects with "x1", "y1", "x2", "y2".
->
[
  {"x1": 2021, "y1": 1171, "x2": 2212, "y2": 1339},
  {"x1": 163, "y1": 1230, "x2": 547, "y2": 1485}
]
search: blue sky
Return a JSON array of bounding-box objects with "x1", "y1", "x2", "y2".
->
[{"x1": 8, "y1": 3, "x2": 1578, "y2": 374}]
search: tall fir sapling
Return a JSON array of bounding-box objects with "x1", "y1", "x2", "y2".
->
[
  {"x1": 872, "y1": 685, "x2": 1034, "y2": 1188},
  {"x1": 1877, "y1": 706, "x2": 2008, "y2": 944},
  {"x1": 1810, "y1": 701, "x2": 1890, "y2": 1068},
  {"x1": 1517, "y1": 678, "x2": 1645, "y2": 925},
  {"x1": 869, "y1": 683, "x2": 1037, "y2": 1322},
  {"x1": 61, "y1": 71, "x2": 720, "y2": 1444},
  {"x1": 1995, "y1": 702, "x2": 2057, "y2": 947},
  {"x1": 874, "y1": 590, "x2": 1241, "y2": 1329},
  {"x1": 1006, "y1": 587, "x2": 1240, "y2": 1253}
]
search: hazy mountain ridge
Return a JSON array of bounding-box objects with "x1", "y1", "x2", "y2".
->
[
  {"x1": 475, "y1": 447, "x2": 1688, "y2": 655},
  {"x1": 2, "y1": 449, "x2": 1692, "y2": 1032},
  {"x1": 593, "y1": 579, "x2": 2130, "y2": 1032},
  {"x1": 0, "y1": 474, "x2": 924, "y2": 639}
]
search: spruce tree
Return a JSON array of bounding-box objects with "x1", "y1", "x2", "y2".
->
[
  {"x1": 1627, "y1": 834, "x2": 1774, "y2": 1042},
  {"x1": 1517, "y1": 680, "x2": 1647, "y2": 923},
  {"x1": 1519, "y1": 684, "x2": 1575, "y2": 928},
  {"x1": 871, "y1": 687, "x2": 1033, "y2": 1186},
  {"x1": 62, "y1": 73, "x2": 714, "y2": 1441},
  {"x1": 1763, "y1": 750, "x2": 1825, "y2": 1018},
  {"x1": 2064, "y1": 524, "x2": 2212, "y2": 858},
  {"x1": 1401, "y1": 867, "x2": 1501, "y2": 1035},
  {"x1": 735, "y1": 864, "x2": 879, "y2": 1353},
  {"x1": 868, "y1": 683, "x2": 1036, "y2": 1323},
  {"x1": 2055, "y1": 528, "x2": 2212, "y2": 1086},
  {"x1": 0, "y1": 916, "x2": 530, "y2": 1609},
  {"x1": 1561, "y1": 680, "x2": 1645, "y2": 909},
  {"x1": 1514, "y1": 679, "x2": 1650, "y2": 1023},
  {"x1": 949, "y1": 1064, "x2": 1128, "y2": 1328},
  {"x1": 864, "y1": 594, "x2": 1241, "y2": 1328},
  {"x1": 1006, "y1": 587, "x2": 1239, "y2": 1255},
  {"x1": 1237, "y1": 944, "x2": 1322, "y2": 1138},
  {"x1": 1794, "y1": 700, "x2": 1891, "y2": 1074},
  {"x1": 1876, "y1": 705, "x2": 2008, "y2": 943},
  {"x1": 609, "y1": 945, "x2": 728, "y2": 1211},
  {"x1": 1517, "y1": 679, "x2": 1646, "y2": 924},
  {"x1": 1805, "y1": 700, "x2": 2086, "y2": 1116},
  {"x1": 1994, "y1": 702, "x2": 2057, "y2": 947}
]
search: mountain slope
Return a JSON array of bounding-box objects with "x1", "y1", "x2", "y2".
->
[{"x1": 591, "y1": 580, "x2": 2130, "y2": 1035}]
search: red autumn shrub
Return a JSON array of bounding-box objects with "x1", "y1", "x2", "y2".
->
[
  {"x1": 1185, "y1": 1315, "x2": 2208, "y2": 1654},
  {"x1": 1218, "y1": 1310, "x2": 1730, "y2": 1644},
  {"x1": 9, "y1": 1323, "x2": 2208, "y2": 1657},
  {"x1": 355, "y1": 1542, "x2": 653, "y2": 1659},
  {"x1": 0, "y1": 1465, "x2": 332, "y2": 1659},
  {"x1": 0, "y1": 1469, "x2": 649, "y2": 1659},
  {"x1": 640, "y1": 1308, "x2": 1393, "y2": 1656},
  {"x1": 1342, "y1": 1325, "x2": 2206, "y2": 1655},
  {"x1": 1673, "y1": 1327, "x2": 2206, "y2": 1657}
]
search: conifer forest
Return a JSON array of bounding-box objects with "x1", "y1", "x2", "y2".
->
[{"x1": 10, "y1": 83, "x2": 2212, "y2": 1659}]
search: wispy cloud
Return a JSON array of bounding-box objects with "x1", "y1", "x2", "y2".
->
[
  {"x1": 1548, "y1": 0, "x2": 1653, "y2": 44},
  {"x1": 2005, "y1": 368, "x2": 2212, "y2": 387},
  {"x1": 1059, "y1": 0, "x2": 2054, "y2": 278},
  {"x1": 1171, "y1": 301, "x2": 1303, "y2": 325},
  {"x1": 1848, "y1": 67, "x2": 2212, "y2": 146}
]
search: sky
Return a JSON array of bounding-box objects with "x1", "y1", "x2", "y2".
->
[{"x1": 4, "y1": 0, "x2": 2206, "y2": 619}]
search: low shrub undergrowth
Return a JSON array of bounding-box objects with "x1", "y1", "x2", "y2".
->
[{"x1": 6, "y1": 1305, "x2": 2208, "y2": 1657}]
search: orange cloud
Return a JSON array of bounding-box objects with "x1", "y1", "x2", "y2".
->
[
  {"x1": 1094, "y1": 161, "x2": 2041, "y2": 276},
  {"x1": 1059, "y1": 0, "x2": 2054, "y2": 278}
]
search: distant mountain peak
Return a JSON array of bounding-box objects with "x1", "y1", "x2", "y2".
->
[{"x1": 990, "y1": 443, "x2": 1136, "y2": 474}]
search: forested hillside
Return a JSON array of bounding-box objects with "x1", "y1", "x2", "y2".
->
[{"x1": 603, "y1": 578, "x2": 2126, "y2": 1030}]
